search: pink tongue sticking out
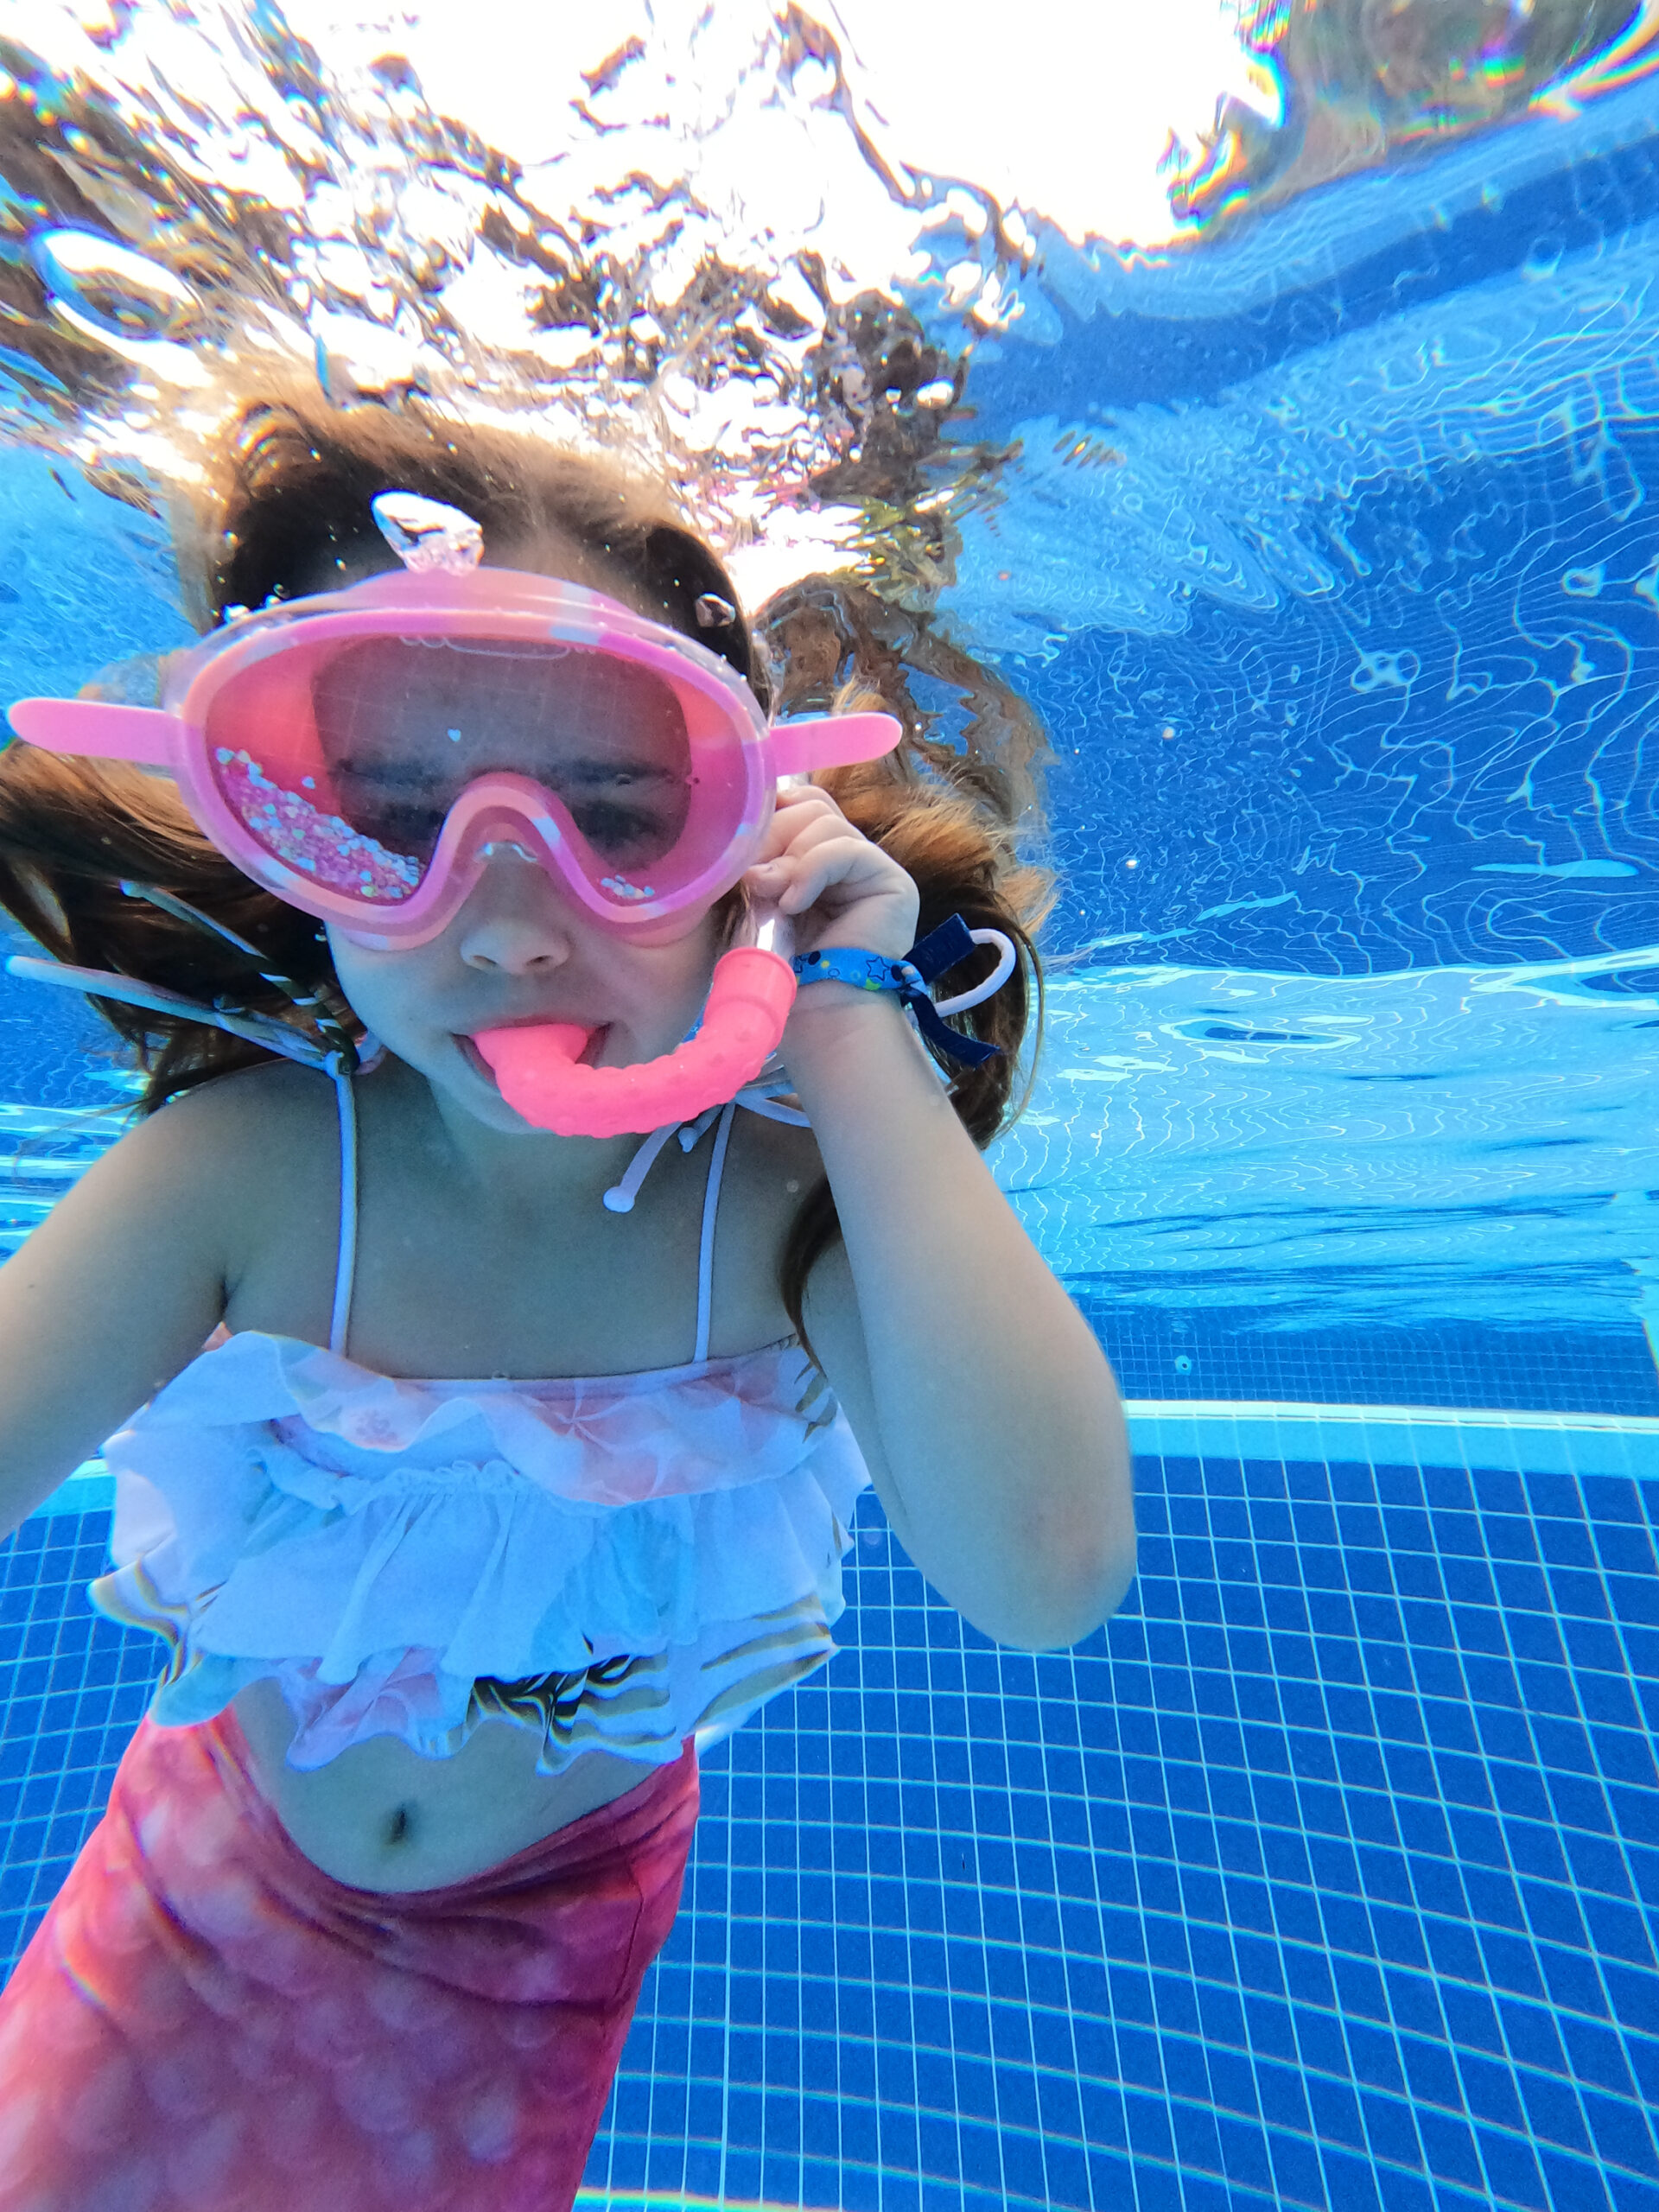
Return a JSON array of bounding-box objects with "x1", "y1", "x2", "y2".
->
[
  {"x1": 472, "y1": 946, "x2": 798, "y2": 1141},
  {"x1": 472, "y1": 1023, "x2": 594, "y2": 1129}
]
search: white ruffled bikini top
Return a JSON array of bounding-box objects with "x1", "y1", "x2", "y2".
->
[{"x1": 90, "y1": 1077, "x2": 871, "y2": 1778}]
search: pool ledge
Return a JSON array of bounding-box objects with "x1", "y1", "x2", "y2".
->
[{"x1": 1122, "y1": 1399, "x2": 1659, "y2": 1477}]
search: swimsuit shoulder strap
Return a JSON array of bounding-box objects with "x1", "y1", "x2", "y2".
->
[
  {"x1": 328, "y1": 1067, "x2": 359, "y2": 1357},
  {"x1": 694, "y1": 1099, "x2": 739, "y2": 1364}
]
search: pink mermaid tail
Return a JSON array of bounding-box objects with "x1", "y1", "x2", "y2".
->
[
  {"x1": 0, "y1": 1707, "x2": 698, "y2": 2212},
  {"x1": 474, "y1": 944, "x2": 798, "y2": 1138}
]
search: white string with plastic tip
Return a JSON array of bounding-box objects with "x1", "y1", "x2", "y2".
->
[
  {"x1": 604, "y1": 1078, "x2": 812, "y2": 1215},
  {"x1": 602, "y1": 1119, "x2": 680, "y2": 1213},
  {"x1": 732, "y1": 1091, "x2": 810, "y2": 1126},
  {"x1": 725, "y1": 1074, "x2": 810, "y2": 1128},
  {"x1": 677, "y1": 1105, "x2": 725, "y2": 1153}
]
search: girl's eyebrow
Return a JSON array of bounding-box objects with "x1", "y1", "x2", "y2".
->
[
  {"x1": 335, "y1": 754, "x2": 687, "y2": 789},
  {"x1": 333, "y1": 757, "x2": 429, "y2": 783},
  {"x1": 556, "y1": 757, "x2": 685, "y2": 787}
]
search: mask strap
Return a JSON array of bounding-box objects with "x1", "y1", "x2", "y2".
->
[
  {"x1": 3, "y1": 953, "x2": 359, "y2": 1072},
  {"x1": 118, "y1": 881, "x2": 361, "y2": 1072}
]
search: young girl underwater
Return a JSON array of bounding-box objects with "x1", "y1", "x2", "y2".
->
[{"x1": 0, "y1": 396, "x2": 1135, "y2": 2211}]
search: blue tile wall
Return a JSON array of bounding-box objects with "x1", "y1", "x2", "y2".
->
[
  {"x1": 590, "y1": 1450, "x2": 1659, "y2": 2212},
  {"x1": 8, "y1": 1441, "x2": 1654, "y2": 2212},
  {"x1": 0, "y1": 1516, "x2": 156, "y2": 1968}
]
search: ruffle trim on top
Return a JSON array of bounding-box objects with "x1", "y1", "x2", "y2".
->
[
  {"x1": 91, "y1": 1331, "x2": 869, "y2": 1775},
  {"x1": 90, "y1": 1567, "x2": 839, "y2": 1777}
]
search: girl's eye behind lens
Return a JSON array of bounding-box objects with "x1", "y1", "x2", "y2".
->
[
  {"x1": 568, "y1": 798, "x2": 679, "y2": 865},
  {"x1": 339, "y1": 785, "x2": 449, "y2": 858}
]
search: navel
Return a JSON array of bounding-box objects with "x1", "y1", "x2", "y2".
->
[{"x1": 382, "y1": 1803, "x2": 415, "y2": 1848}]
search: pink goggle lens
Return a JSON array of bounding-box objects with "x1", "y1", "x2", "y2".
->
[{"x1": 200, "y1": 631, "x2": 740, "y2": 912}]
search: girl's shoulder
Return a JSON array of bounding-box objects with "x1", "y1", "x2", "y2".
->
[
  {"x1": 140, "y1": 1056, "x2": 340, "y2": 1163},
  {"x1": 106, "y1": 1059, "x2": 343, "y2": 1250}
]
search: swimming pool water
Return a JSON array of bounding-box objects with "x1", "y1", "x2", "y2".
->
[{"x1": 1, "y1": 5, "x2": 1658, "y2": 2207}]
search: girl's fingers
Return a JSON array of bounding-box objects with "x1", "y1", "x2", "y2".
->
[
  {"x1": 748, "y1": 849, "x2": 836, "y2": 912},
  {"x1": 772, "y1": 781, "x2": 838, "y2": 813},
  {"x1": 771, "y1": 798, "x2": 843, "y2": 846},
  {"x1": 747, "y1": 786, "x2": 918, "y2": 950},
  {"x1": 774, "y1": 838, "x2": 886, "y2": 914},
  {"x1": 750, "y1": 804, "x2": 864, "y2": 888},
  {"x1": 772, "y1": 811, "x2": 866, "y2": 870},
  {"x1": 749, "y1": 790, "x2": 839, "y2": 868}
]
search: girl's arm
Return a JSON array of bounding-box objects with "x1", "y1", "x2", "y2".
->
[
  {"x1": 752, "y1": 790, "x2": 1135, "y2": 1652},
  {"x1": 792, "y1": 990, "x2": 1135, "y2": 1651},
  {"x1": 0, "y1": 1085, "x2": 244, "y2": 1536}
]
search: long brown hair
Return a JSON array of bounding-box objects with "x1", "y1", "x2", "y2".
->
[{"x1": 0, "y1": 391, "x2": 1053, "y2": 1342}]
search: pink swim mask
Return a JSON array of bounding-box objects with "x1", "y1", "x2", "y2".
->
[
  {"x1": 7, "y1": 499, "x2": 903, "y2": 1138},
  {"x1": 7, "y1": 556, "x2": 898, "y2": 950}
]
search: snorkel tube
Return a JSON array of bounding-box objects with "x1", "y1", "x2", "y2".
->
[
  {"x1": 470, "y1": 910, "x2": 1020, "y2": 1140},
  {"x1": 472, "y1": 925, "x2": 798, "y2": 1139}
]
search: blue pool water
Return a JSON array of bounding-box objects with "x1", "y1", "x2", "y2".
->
[{"x1": 2, "y1": 7, "x2": 1659, "y2": 2209}]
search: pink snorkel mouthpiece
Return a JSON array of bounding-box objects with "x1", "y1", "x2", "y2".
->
[{"x1": 472, "y1": 944, "x2": 797, "y2": 1138}]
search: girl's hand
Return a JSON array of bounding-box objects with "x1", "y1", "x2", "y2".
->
[{"x1": 744, "y1": 783, "x2": 919, "y2": 961}]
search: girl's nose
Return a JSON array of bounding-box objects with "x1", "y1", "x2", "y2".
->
[{"x1": 454, "y1": 849, "x2": 581, "y2": 975}]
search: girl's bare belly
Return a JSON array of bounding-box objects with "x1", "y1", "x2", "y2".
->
[{"x1": 232, "y1": 1676, "x2": 653, "y2": 1893}]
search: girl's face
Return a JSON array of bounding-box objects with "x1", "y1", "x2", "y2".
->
[
  {"x1": 313, "y1": 636, "x2": 696, "y2": 891},
  {"x1": 319, "y1": 537, "x2": 736, "y2": 1135},
  {"x1": 327, "y1": 855, "x2": 726, "y2": 1137}
]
